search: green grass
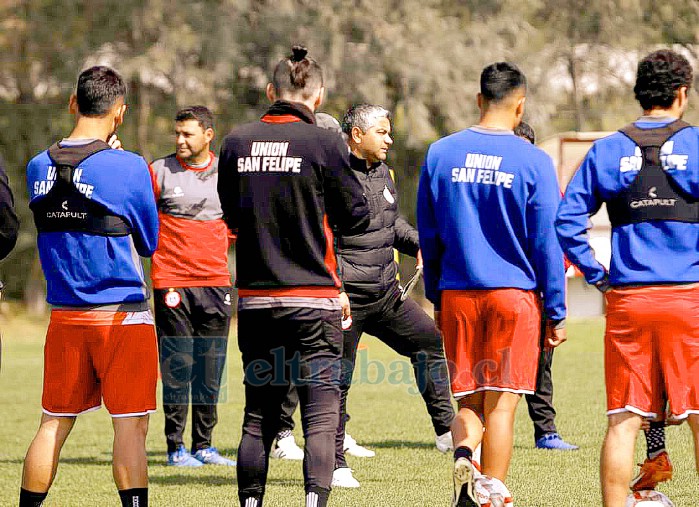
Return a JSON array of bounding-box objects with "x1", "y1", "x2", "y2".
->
[{"x1": 0, "y1": 311, "x2": 697, "y2": 506}]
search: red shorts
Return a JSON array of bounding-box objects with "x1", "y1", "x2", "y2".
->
[
  {"x1": 441, "y1": 289, "x2": 541, "y2": 398},
  {"x1": 42, "y1": 309, "x2": 158, "y2": 417},
  {"x1": 605, "y1": 284, "x2": 699, "y2": 420}
]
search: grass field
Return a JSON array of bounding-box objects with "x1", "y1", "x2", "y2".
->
[{"x1": 0, "y1": 310, "x2": 697, "y2": 506}]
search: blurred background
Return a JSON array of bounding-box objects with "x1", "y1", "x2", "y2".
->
[{"x1": 2, "y1": 0, "x2": 699, "y2": 311}]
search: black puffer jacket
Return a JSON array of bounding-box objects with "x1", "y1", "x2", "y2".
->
[{"x1": 337, "y1": 154, "x2": 419, "y2": 303}]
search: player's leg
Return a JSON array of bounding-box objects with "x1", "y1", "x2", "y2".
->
[
  {"x1": 271, "y1": 385, "x2": 305, "y2": 460},
  {"x1": 481, "y1": 390, "x2": 521, "y2": 481},
  {"x1": 101, "y1": 316, "x2": 158, "y2": 506},
  {"x1": 440, "y1": 290, "x2": 481, "y2": 507},
  {"x1": 334, "y1": 307, "x2": 368, "y2": 476},
  {"x1": 21, "y1": 314, "x2": 99, "y2": 504},
  {"x1": 689, "y1": 414, "x2": 699, "y2": 475},
  {"x1": 112, "y1": 415, "x2": 149, "y2": 506},
  {"x1": 236, "y1": 307, "x2": 289, "y2": 506},
  {"x1": 603, "y1": 288, "x2": 658, "y2": 506},
  {"x1": 631, "y1": 417, "x2": 672, "y2": 491},
  {"x1": 452, "y1": 393, "x2": 485, "y2": 456},
  {"x1": 451, "y1": 394, "x2": 483, "y2": 507},
  {"x1": 20, "y1": 414, "x2": 76, "y2": 502},
  {"x1": 526, "y1": 348, "x2": 579, "y2": 450},
  {"x1": 601, "y1": 412, "x2": 643, "y2": 506},
  {"x1": 154, "y1": 288, "x2": 198, "y2": 465},
  {"x1": 295, "y1": 306, "x2": 343, "y2": 507},
  {"x1": 478, "y1": 289, "x2": 539, "y2": 481},
  {"x1": 190, "y1": 287, "x2": 235, "y2": 465},
  {"x1": 365, "y1": 295, "x2": 454, "y2": 449},
  {"x1": 657, "y1": 284, "x2": 699, "y2": 478}
]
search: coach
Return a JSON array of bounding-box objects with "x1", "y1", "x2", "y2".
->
[{"x1": 332, "y1": 104, "x2": 455, "y2": 489}]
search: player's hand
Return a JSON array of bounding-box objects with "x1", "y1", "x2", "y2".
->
[
  {"x1": 545, "y1": 323, "x2": 567, "y2": 349},
  {"x1": 107, "y1": 134, "x2": 123, "y2": 150},
  {"x1": 416, "y1": 249, "x2": 423, "y2": 269},
  {"x1": 339, "y1": 291, "x2": 351, "y2": 320}
]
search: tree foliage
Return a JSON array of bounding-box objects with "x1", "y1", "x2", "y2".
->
[{"x1": 2, "y1": 0, "x2": 698, "y2": 304}]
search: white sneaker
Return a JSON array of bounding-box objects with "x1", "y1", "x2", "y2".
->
[
  {"x1": 332, "y1": 467, "x2": 360, "y2": 488},
  {"x1": 343, "y1": 433, "x2": 375, "y2": 458},
  {"x1": 270, "y1": 434, "x2": 304, "y2": 460},
  {"x1": 436, "y1": 431, "x2": 454, "y2": 453}
]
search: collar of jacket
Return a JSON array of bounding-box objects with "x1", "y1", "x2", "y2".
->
[
  {"x1": 261, "y1": 100, "x2": 316, "y2": 124},
  {"x1": 350, "y1": 152, "x2": 382, "y2": 173}
]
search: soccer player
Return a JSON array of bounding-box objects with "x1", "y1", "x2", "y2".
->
[
  {"x1": 331, "y1": 104, "x2": 456, "y2": 488},
  {"x1": 269, "y1": 112, "x2": 350, "y2": 463},
  {"x1": 149, "y1": 106, "x2": 236, "y2": 467},
  {"x1": 417, "y1": 62, "x2": 567, "y2": 507},
  {"x1": 21, "y1": 66, "x2": 159, "y2": 507},
  {"x1": 514, "y1": 121, "x2": 578, "y2": 451},
  {"x1": 217, "y1": 46, "x2": 369, "y2": 507},
  {"x1": 556, "y1": 49, "x2": 699, "y2": 507}
]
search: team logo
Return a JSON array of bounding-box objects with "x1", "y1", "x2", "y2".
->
[
  {"x1": 383, "y1": 185, "x2": 395, "y2": 204},
  {"x1": 224, "y1": 293, "x2": 231, "y2": 306},
  {"x1": 164, "y1": 289, "x2": 181, "y2": 308}
]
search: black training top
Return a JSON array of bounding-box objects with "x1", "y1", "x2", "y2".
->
[
  {"x1": 337, "y1": 154, "x2": 419, "y2": 303},
  {"x1": 218, "y1": 100, "x2": 370, "y2": 296}
]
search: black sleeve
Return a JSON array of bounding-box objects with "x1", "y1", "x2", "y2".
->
[
  {"x1": 322, "y1": 135, "x2": 370, "y2": 234},
  {"x1": 394, "y1": 215, "x2": 420, "y2": 257},
  {"x1": 217, "y1": 135, "x2": 239, "y2": 234},
  {"x1": 0, "y1": 164, "x2": 18, "y2": 260}
]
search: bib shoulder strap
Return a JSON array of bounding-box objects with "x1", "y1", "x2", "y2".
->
[
  {"x1": 47, "y1": 140, "x2": 111, "y2": 168},
  {"x1": 619, "y1": 119, "x2": 690, "y2": 146},
  {"x1": 618, "y1": 120, "x2": 690, "y2": 166}
]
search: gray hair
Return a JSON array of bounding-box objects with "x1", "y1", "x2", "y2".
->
[{"x1": 342, "y1": 104, "x2": 390, "y2": 135}]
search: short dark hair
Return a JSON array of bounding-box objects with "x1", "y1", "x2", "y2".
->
[
  {"x1": 480, "y1": 62, "x2": 527, "y2": 103},
  {"x1": 76, "y1": 66, "x2": 127, "y2": 116},
  {"x1": 634, "y1": 50, "x2": 693, "y2": 110},
  {"x1": 272, "y1": 45, "x2": 323, "y2": 99},
  {"x1": 514, "y1": 120, "x2": 535, "y2": 144},
  {"x1": 175, "y1": 105, "x2": 214, "y2": 131}
]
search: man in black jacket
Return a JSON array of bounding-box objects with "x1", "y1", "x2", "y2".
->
[
  {"x1": 217, "y1": 47, "x2": 369, "y2": 507},
  {"x1": 331, "y1": 104, "x2": 455, "y2": 488}
]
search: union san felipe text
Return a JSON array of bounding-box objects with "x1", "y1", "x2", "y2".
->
[
  {"x1": 34, "y1": 166, "x2": 95, "y2": 198},
  {"x1": 238, "y1": 142, "x2": 303, "y2": 173},
  {"x1": 451, "y1": 153, "x2": 515, "y2": 189}
]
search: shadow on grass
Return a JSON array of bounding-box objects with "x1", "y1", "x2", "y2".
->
[
  {"x1": 150, "y1": 474, "x2": 235, "y2": 487},
  {"x1": 0, "y1": 456, "x2": 115, "y2": 466},
  {"x1": 150, "y1": 474, "x2": 303, "y2": 488},
  {"x1": 362, "y1": 439, "x2": 435, "y2": 450}
]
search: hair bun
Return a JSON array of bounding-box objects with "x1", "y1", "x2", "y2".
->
[{"x1": 291, "y1": 45, "x2": 308, "y2": 62}]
